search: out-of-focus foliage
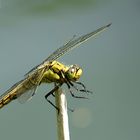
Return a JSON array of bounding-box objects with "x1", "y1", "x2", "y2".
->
[
  {"x1": 0, "y1": 0, "x2": 100, "y2": 15},
  {"x1": 0, "y1": 0, "x2": 110, "y2": 25}
]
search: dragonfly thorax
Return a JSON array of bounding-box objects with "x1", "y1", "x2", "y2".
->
[
  {"x1": 65, "y1": 64, "x2": 82, "y2": 82},
  {"x1": 41, "y1": 61, "x2": 82, "y2": 84}
]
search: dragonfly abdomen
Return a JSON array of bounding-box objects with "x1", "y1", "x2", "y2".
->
[
  {"x1": 0, "y1": 75, "x2": 38, "y2": 109},
  {"x1": 0, "y1": 92, "x2": 17, "y2": 108}
]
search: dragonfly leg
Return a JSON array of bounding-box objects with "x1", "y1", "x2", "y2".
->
[
  {"x1": 74, "y1": 81, "x2": 93, "y2": 94},
  {"x1": 67, "y1": 80, "x2": 92, "y2": 94},
  {"x1": 45, "y1": 85, "x2": 59, "y2": 112},
  {"x1": 70, "y1": 88, "x2": 88, "y2": 99},
  {"x1": 65, "y1": 82, "x2": 88, "y2": 99},
  {"x1": 45, "y1": 83, "x2": 63, "y2": 113},
  {"x1": 52, "y1": 93, "x2": 55, "y2": 97}
]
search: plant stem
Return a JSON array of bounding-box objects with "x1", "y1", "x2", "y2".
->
[{"x1": 55, "y1": 88, "x2": 70, "y2": 140}]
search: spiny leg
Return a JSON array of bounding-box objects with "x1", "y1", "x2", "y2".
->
[
  {"x1": 70, "y1": 89, "x2": 88, "y2": 99},
  {"x1": 74, "y1": 81, "x2": 96, "y2": 95},
  {"x1": 68, "y1": 81, "x2": 92, "y2": 93},
  {"x1": 65, "y1": 82, "x2": 88, "y2": 99},
  {"x1": 67, "y1": 80, "x2": 92, "y2": 94},
  {"x1": 45, "y1": 84, "x2": 62, "y2": 112},
  {"x1": 74, "y1": 81, "x2": 93, "y2": 94}
]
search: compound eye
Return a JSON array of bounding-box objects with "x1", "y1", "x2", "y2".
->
[
  {"x1": 66, "y1": 65, "x2": 76, "y2": 80},
  {"x1": 69, "y1": 66, "x2": 75, "y2": 74}
]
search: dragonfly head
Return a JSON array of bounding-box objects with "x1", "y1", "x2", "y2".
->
[{"x1": 66, "y1": 64, "x2": 82, "y2": 81}]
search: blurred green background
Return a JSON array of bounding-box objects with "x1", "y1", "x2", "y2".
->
[{"x1": 0, "y1": 0, "x2": 140, "y2": 140}]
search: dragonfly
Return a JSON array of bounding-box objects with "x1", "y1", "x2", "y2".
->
[{"x1": 0, "y1": 23, "x2": 111, "y2": 109}]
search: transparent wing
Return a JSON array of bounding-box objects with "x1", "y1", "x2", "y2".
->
[
  {"x1": 19, "y1": 66, "x2": 48, "y2": 103},
  {"x1": 0, "y1": 65, "x2": 48, "y2": 106},
  {"x1": 0, "y1": 79, "x2": 24, "y2": 102},
  {"x1": 25, "y1": 23, "x2": 111, "y2": 76},
  {"x1": 17, "y1": 86, "x2": 37, "y2": 104},
  {"x1": 44, "y1": 23, "x2": 111, "y2": 62}
]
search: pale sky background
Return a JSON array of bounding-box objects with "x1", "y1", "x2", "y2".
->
[{"x1": 0, "y1": 0, "x2": 140, "y2": 140}]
